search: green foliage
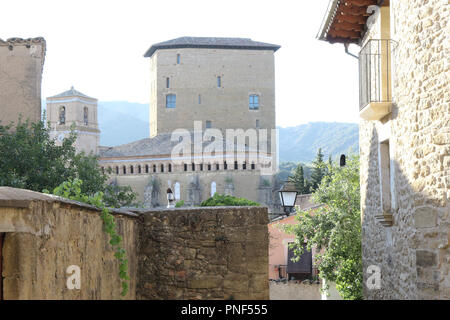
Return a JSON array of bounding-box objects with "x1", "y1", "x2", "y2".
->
[
  {"x1": 45, "y1": 179, "x2": 130, "y2": 297},
  {"x1": 309, "y1": 148, "x2": 327, "y2": 192},
  {"x1": 285, "y1": 155, "x2": 362, "y2": 300},
  {"x1": 0, "y1": 119, "x2": 137, "y2": 207},
  {"x1": 288, "y1": 164, "x2": 309, "y2": 194},
  {"x1": 175, "y1": 200, "x2": 185, "y2": 208},
  {"x1": 201, "y1": 193, "x2": 260, "y2": 207},
  {"x1": 104, "y1": 184, "x2": 138, "y2": 208}
]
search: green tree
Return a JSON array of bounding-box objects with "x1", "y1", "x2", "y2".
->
[
  {"x1": 309, "y1": 148, "x2": 326, "y2": 192},
  {"x1": 289, "y1": 164, "x2": 307, "y2": 194},
  {"x1": 0, "y1": 119, "x2": 136, "y2": 208},
  {"x1": 285, "y1": 155, "x2": 362, "y2": 300}
]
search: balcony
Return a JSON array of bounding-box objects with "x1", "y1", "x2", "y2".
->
[{"x1": 359, "y1": 39, "x2": 397, "y2": 121}]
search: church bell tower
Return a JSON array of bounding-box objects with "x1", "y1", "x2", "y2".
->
[{"x1": 46, "y1": 87, "x2": 100, "y2": 155}]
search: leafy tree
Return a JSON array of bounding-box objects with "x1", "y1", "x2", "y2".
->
[
  {"x1": 285, "y1": 155, "x2": 362, "y2": 300},
  {"x1": 201, "y1": 193, "x2": 260, "y2": 207},
  {"x1": 0, "y1": 119, "x2": 136, "y2": 208}
]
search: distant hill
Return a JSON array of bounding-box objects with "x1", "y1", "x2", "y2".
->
[
  {"x1": 277, "y1": 122, "x2": 359, "y2": 163},
  {"x1": 95, "y1": 102, "x2": 358, "y2": 163}
]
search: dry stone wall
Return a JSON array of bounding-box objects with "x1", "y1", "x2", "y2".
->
[{"x1": 137, "y1": 206, "x2": 270, "y2": 300}]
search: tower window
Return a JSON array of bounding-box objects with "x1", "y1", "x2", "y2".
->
[
  {"x1": 191, "y1": 163, "x2": 195, "y2": 171},
  {"x1": 251, "y1": 163, "x2": 255, "y2": 170},
  {"x1": 123, "y1": 166, "x2": 127, "y2": 175},
  {"x1": 59, "y1": 106, "x2": 66, "y2": 124},
  {"x1": 168, "y1": 164, "x2": 172, "y2": 172},
  {"x1": 166, "y1": 94, "x2": 176, "y2": 108},
  {"x1": 184, "y1": 163, "x2": 187, "y2": 172},
  {"x1": 83, "y1": 107, "x2": 88, "y2": 125},
  {"x1": 130, "y1": 165, "x2": 134, "y2": 174},
  {"x1": 206, "y1": 121, "x2": 212, "y2": 129},
  {"x1": 208, "y1": 164, "x2": 211, "y2": 171},
  {"x1": 243, "y1": 162, "x2": 247, "y2": 170},
  {"x1": 177, "y1": 54, "x2": 180, "y2": 64},
  {"x1": 145, "y1": 164, "x2": 149, "y2": 173},
  {"x1": 200, "y1": 164, "x2": 204, "y2": 171},
  {"x1": 249, "y1": 94, "x2": 259, "y2": 110},
  {"x1": 216, "y1": 163, "x2": 220, "y2": 170},
  {"x1": 153, "y1": 165, "x2": 156, "y2": 173},
  {"x1": 161, "y1": 164, "x2": 164, "y2": 172},
  {"x1": 224, "y1": 161, "x2": 227, "y2": 170},
  {"x1": 138, "y1": 165, "x2": 142, "y2": 174},
  {"x1": 166, "y1": 77, "x2": 170, "y2": 89},
  {"x1": 234, "y1": 161, "x2": 238, "y2": 170},
  {"x1": 115, "y1": 166, "x2": 119, "y2": 174},
  {"x1": 217, "y1": 76, "x2": 221, "y2": 88}
]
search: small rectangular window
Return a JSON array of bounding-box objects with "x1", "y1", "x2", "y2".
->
[
  {"x1": 184, "y1": 164, "x2": 187, "y2": 172},
  {"x1": 249, "y1": 94, "x2": 259, "y2": 110},
  {"x1": 206, "y1": 120, "x2": 212, "y2": 129},
  {"x1": 166, "y1": 94, "x2": 176, "y2": 108},
  {"x1": 217, "y1": 76, "x2": 221, "y2": 88},
  {"x1": 256, "y1": 119, "x2": 260, "y2": 128},
  {"x1": 166, "y1": 77, "x2": 170, "y2": 88},
  {"x1": 177, "y1": 54, "x2": 180, "y2": 64},
  {"x1": 216, "y1": 163, "x2": 220, "y2": 170}
]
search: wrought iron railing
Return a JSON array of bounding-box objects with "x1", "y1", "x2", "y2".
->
[{"x1": 359, "y1": 39, "x2": 397, "y2": 111}]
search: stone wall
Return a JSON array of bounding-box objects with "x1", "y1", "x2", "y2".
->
[
  {"x1": 360, "y1": 0, "x2": 449, "y2": 300},
  {"x1": 0, "y1": 187, "x2": 139, "y2": 299},
  {"x1": 137, "y1": 206, "x2": 269, "y2": 300},
  {"x1": 0, "y1": 38, "x2": 45, "y2": 126},
  {"x1": 0, "y1": 187, "x2": 270, "y2": 300}
]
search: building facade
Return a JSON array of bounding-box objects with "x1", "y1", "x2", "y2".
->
[
  {"x1": 47, "y1": 87, "x2": 100, "y2": 155},
  {"x1": 0, "y1": 37, "x2": 46, "y2": 126},
  {"x1": 98, "y1": 37, "x2": 281, "y2": 211},
  {"x1": 318, "y1": 0, "x2": 449, "y2": 299}
]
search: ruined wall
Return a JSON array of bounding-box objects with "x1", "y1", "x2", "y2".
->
[
  {"x1": 137, "y1": 206, "x2": 270, "y2": 300},
  {"x1": 0, "y1": 187, "x2": 139, "y2": 300},
  {"x1": 0, "y1": 38, "x2": 45, "y2": 125},
  {"x1": 361, "y1": 0, "x2": 449, "y2": 300}
]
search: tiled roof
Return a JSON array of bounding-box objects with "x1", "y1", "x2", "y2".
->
[
  {"x1": 317, "y1": 0, "x2": 379, "y2": 44},
  {"x1": 144, "y1": 37, "x2": 281, "y2": 58},
  {"x1": 47, "y1": 86, "x2": 95, "y2": 100},
  {"x1": 99, "y1": 132, "x2": 259, "y2": 158}
]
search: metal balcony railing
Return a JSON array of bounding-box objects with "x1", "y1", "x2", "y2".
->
[{"x1": 359, "y1": 39, "x2": 397, "y2": 111}]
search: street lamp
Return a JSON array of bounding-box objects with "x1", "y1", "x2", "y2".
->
[
  {"x1": 167, "y1": 188, "x2": 175, "y2": 208},
  {"x1": 278, "y1": 181, "x2": 299, "y2": 216}
]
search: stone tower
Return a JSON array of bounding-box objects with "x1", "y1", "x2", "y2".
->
[
  {"x1": 46, "y1": 87, "x2": 100, "y2": 155},
  {"x1": 143, "y1": 37, "x2": 280, "y2": 138}
]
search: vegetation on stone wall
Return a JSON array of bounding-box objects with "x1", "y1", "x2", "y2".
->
[
  {"x1": 285, "y1": 155, "x2": 362, "y2": 300},
  {"x1": 201, "y1": 193, "x2": 260, "y2": 207},
  {"x1": 0, "y1": 119, "x2": 137, "y2": 208},
  {"x1": 44, "y1": 178, "x2": 130, "y2": 296}
]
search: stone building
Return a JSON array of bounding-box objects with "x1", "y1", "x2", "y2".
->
[
  {"x1": 0, "y1": 37, "x2": 46, "y2": 126},
  {"x1": 97, "y1": 37, "x2": 281, "y2": 211},
  {"x1": 46, "y1": 87, "x2": 100, "y2": 155},
  {"x1": 318, "y1": 0, "x2": 449, "y2": 299}
]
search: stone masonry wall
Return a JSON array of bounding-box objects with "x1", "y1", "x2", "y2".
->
[
  {"x1": 361, "y1": 0, "x2": 449, "y2": 299},
  {"x1": 137, "y1": 206, "x2": 270, "y2": 300},
  {"x1": 0, "y1": 187, "x2": 139, "y2": 300},
  {"x1": 0, "y1": 38, "x2": 45, "y2": 125}
]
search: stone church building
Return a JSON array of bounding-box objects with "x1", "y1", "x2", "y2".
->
[
  {"x1": 318, "y1": 0, "x2": 449, "y2": 299},
  {"x1": 47, "y1": 37, "x2": 282, "y2": 212}
]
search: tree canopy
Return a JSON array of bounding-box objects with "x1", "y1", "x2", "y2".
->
[
  {"x1": 285, "y1": 154, "x2": 362, "y2": 300},
  {"x1": 0, "y1": 119, "x2": 136, "y2": 208}
]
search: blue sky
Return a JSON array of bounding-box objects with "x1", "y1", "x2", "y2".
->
[{"x1": 2, "y1": 0, "x2": 360, "y2": 127}]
